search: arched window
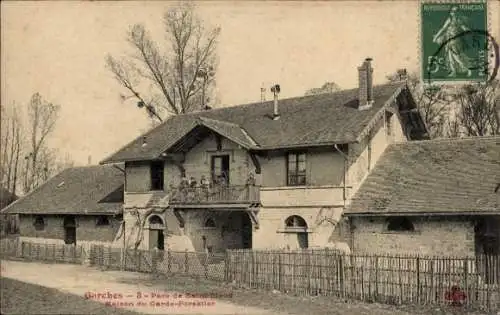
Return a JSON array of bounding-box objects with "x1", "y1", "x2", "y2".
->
[
  {"x1": 285, "y1": 215, "x2": 307, "y2": 228},
  {"x1": 148, "y1": 215, "x2": 165, "y2": 230},
  {"x1": 284, "y1": 215, "x2": 308, "y2": 249},
  {"x1": 149, "y1": 215, "x2": 163, "y2": 225},
  {"x1": 387, "y1": 217, "x2": 415, "y2": 232},
  {"x1": 34, "y1": 216, "x2": 45, "y2": 231},
  {"x1": 204, "y1": 218, "x2": 216, "y2": 228}
]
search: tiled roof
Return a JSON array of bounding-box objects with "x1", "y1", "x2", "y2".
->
[
  {"x1": 101, "y1": 83, "x2": 405, "y2": 164},
  {"x1": 1, "y1": 165, "x2": 124, "y2": 215},
  {"x1": 345, "y1": 136, "x2": 500, "y2": 216}
]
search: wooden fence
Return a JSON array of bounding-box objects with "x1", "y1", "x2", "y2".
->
[
  {"x1": 2, "y1": 238, "x2": 500, "y2": 312},
  {"x1": 226, "y1": 249, "x2": 500, "y2": 312},
  {"x1": 0, "y1": 238, "x2": 85, "y2": 264}
]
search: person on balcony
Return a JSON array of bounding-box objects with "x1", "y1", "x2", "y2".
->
[
  {"x1": 179, "y1": 176, "x2": 189, "y2": 201},
  {"x1": 200, "y1": 175, "x2": 210, "y2": 200}
]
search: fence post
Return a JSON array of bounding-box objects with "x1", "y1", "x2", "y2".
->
[
  {"x1": 416, "y1": 256, "x2": 420, "y2": 304},
  {"x1": 278, "y1": 253, "x2": 282, "y2": 291},
  {"x1": 463, "y1": 257, "x2": 468, "y2": 307},
  {"x1": 224, "y1": 250, "x2": 230, "y2": 282},
  {"x1": 167, "y1": 249, "x2": 172, "y2": 274},
  {"x1": 204, "y1": 251, "x2": 209, "y2": 279},
  {"x1": 152, "y1": 250, "x2": 157, "y2": 274},
  {"x1": 20, "y1": 241, "x2": 25, "y2": 258},
  {"x1": 184, "y1": 249, "x2": 189, "y2": 274},
  {"x1": 339, "y1": 254, "x2": 345, "y2": 298},
  {"x1": 120, "y1": 245, "x2": 125, "y2": 271}
]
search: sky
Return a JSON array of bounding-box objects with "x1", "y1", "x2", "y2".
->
[{"x1": 2, "y1": 1, "x2": 499, "y2": 166}]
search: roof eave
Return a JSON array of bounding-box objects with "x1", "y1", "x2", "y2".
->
[
  {"x1": 355, "y1": 85, "x2": 404, "y2": 143},
  {"x1": 13, "y1": 210, "x2": 123, "y2": 216},
  {"x1": 344, "y1": 211, "x2": 500, "y2": 217}
]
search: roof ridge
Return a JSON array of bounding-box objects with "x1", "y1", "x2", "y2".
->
[
  {"x1": 198, "y1": 116, "x2": 240, "y2": 127},
  {"x1": 186, "y1": 82, "x2": 405, "y2": 117}
]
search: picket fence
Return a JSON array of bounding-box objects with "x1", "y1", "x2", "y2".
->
[{"x1": 1, "y1": 238, "x2": 499, "y2": 312}]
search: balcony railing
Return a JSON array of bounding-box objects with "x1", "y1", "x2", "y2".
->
[{"x1": 169, "y1": 185, "x2": 260, "y2": 205}]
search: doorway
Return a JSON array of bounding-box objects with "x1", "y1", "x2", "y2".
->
[
  {"x1": 241, "y1": 212, "x2": 252, "y2": 249},
  {"x1": 148, "y1": 215, "x2": 165, "y2": 250},
  {"x1": 211, "y1": 155, "x2": 230, "y2": 184},
  {"x1": 63, "y1": 216, "x2": 76, "y2": 245}
]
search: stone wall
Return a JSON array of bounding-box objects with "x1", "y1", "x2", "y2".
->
[
  {"x1": 18, "y1": 214, "x2": 122, "y2": 246},
  {"x1": 351, "y1": 216, "x2": 475, "y2": 257}
]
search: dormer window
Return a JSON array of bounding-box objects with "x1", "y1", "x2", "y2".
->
[
  {"x1": 150, "y1": 161, "x2": 164, "y2": 191},
  {"x1": 287, "y1": 152, "x2": 306, "y2": 186}
]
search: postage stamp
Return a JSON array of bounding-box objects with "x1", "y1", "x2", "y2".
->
[{"x1": 420, "y1": 1, "x2": 493, "y2": 83}]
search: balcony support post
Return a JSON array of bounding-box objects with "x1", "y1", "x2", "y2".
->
[
  {"x1": 247, "y1": 209, "x2": 259, "y2": 230},
  {"x1": 249, "y1": 152, "x2": 261, "y2": 174},
  {"x1": 173, "y1": 209, "x2": 185, "y2": 228}
]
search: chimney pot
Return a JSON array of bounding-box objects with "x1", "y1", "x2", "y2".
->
[
  {"x1": 358, "y1": 57, "x2": 374, "y2": 110},
  {"x1": 271, "y1": 84, "x2": 280, "y2": 120}
]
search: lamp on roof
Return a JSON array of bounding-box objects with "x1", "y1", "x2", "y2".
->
[
  {"x1": 196, "y1": 67, "x2": 215, "y2": 111},
  {"x1": 271, "y1": 84, "x2": 281, "y2": 120}
]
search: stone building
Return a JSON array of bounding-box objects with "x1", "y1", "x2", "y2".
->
[
  {"x1": 99, "y1": 58, "x2": 428, "y2": 252},
  {"x1": 345, "y1": 136, "x2": 500, "y2": 258},
  {"x1": 1, "y1": 165, "x2": 124, "y2": 246}
]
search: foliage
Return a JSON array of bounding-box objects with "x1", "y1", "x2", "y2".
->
[
  {"x1": 304, "y1": 82, "x2": 341, "y2": 96},
  {"x1": 451, "y1": 80, "x2": 499, "y2": 137},
  {"x1": 106, "y1": 2, "x2": 221, "y2": 121}
]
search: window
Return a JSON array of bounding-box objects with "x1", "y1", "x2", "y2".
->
[
  {"x1": 34, "y1": 216, "x2": 45, "y2": 231},
  {"x1": 287, "y1": 152, "x2": 306, "y2": 186},
  {"x1": 149, "y1": 215, "x2": 164, "y2": 225},
  {"x1": 387, "y1": 217, "x2": 415, "y2": 232},
  {"x1": 150, "y1": 161, "x2": 164, "y2": 191},
  {"x1": 204, "y1": 218, "x2": 216, "y2": 228},
  {"x1": 211, "y1": 155, "x2": 230, "y2": 184},
  {"x1": 96, "y1": 215, "x2": 110, "y2": 226},
  {"x1": 285, "y1": 215, "x2": 307, "y2": 228},
  {"x1": 284, "y1": 216, "x2": 308, "y2": 248}
]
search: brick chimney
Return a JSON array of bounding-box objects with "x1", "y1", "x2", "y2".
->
[{"x1": 358, "y1": 58, "x2": 374, "y2": 110}]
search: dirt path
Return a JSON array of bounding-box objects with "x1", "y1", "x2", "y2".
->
[{"x1": 0, "y1": 260, "x2": 278, "y2": 315}]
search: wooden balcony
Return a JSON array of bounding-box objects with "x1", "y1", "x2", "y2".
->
[{"x1": 169, "y1": 185, "x2": 260, "y2": 207}]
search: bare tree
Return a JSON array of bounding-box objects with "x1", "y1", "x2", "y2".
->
[
  {"x1": 304, "y1": 82, "x2": 341, "y2": 96},
  {"x1": 387, "y1": 70, "x2": 451, "y2": 139},
  {"x1": 106, "y1": 2, "x2": 221, "y2": 121},
  {"x1": 0, "y1": 103, "x2": 22, "y2": 194},
  {"x1": 453, "y1": 80, "x2": 500, "y2": 137},
  {"x1": 22, "y1": 93, "x2": 61, "y2": 193}
]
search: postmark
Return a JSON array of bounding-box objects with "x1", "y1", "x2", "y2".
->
[{"x1": 420, "y1": 1, "x2": 498, "y2": 84}]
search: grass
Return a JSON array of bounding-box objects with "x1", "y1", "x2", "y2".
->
[{"x1": 0, "y1": 277, "x2": 142, "y2": 315}]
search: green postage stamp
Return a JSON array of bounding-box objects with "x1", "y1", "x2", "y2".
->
[{"x1": 421, "y1": 1, "x2": 493, "y2": 83}]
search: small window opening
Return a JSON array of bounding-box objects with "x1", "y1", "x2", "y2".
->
[
  {"x1": 96, "y1": 215, "x2": 110, "y2": 226},
  {"x1": 34, "y1": 216, "x2": 45, "y2": 231},
  {"x1": 387, "y1": 217, "x2": 415, "y2": 232},
  {"x1": 204, "y1": 218, "x2": 216, "y2": 228}
]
